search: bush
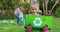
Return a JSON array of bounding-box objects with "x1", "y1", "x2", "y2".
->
[
  {"x1": 24, "y1": 2, "x2": 30, "y2": 10},
  {"x1": 23, "y1": 2, "x2": 30, "y2": 14},
  {"x1": 0, "y1": 0, "x2": 20, "y2": 10},
  {"x1": 0, "y1": 0, "x2": 20, "y2": 19},
  {"x1": 55, "y1": 6, "x2": 60, "y2": 17}
]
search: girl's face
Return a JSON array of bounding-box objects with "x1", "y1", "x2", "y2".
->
[{"x1": 30, "y1": 4, "x2": 39, "y2": 14}]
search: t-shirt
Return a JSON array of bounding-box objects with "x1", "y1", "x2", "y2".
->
[{"x1": 14, "y1": 7, "x2": 21, "y2": 15}]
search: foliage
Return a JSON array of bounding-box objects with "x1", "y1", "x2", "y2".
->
[
  {"x1": 0, "y1": 0, "x2": 20, "y2": 19},
  {"x1": 55, "y1": 6, "x2": 60, "y2": 17},
  {"x1": 23, "y1": 2, "x2": 30, "y2": 10},
  {"x1": 0, "y1": 0, "x2": 20, "y2": 10},
  {"x1": 23, "y1": 2, "x2": 30, "y2": 14}
]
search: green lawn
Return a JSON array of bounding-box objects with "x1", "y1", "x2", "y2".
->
[
  {"x1": 51, "y1": 17, "x2": 60, "y2": 32},
  {"x1": 0, "y1": 20, "x2": 24, "y2": 32},
  {"x1": 0, "y1": 17, "x2": 60, "y2": 32}
]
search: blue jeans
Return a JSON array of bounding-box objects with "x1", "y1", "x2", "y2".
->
[{"x1": 14, "y1": 14, "x2": 24, "y2": 25}]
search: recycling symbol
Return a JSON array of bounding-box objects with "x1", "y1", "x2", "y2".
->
[{"x1": 33, "y1": 17, "x2": 42, "y2": 26}]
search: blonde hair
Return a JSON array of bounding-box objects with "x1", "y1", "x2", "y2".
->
[{"x1": 30, "y1": 2, "x2": 39, "y2": 7}]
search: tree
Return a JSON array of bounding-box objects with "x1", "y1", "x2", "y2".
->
[
  {"x1": 50, "y1": 0, "x2": 59, "y2": 14},
  {"x1": 38, "y1": 0, "x2": 60, "y2": 15}
]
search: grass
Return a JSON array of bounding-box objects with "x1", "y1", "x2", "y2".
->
[
  {"x1": 0, "y1": 20, "x2": 24, "y2": 32},
  {"x1": 0, "y1": 17, "x2": 60, "y2": 32},
  {"x1": 51, "y1": 17, "x2": 60, "y2": 32}
]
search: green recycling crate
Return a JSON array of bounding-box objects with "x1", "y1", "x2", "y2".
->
[{"x1": 24, "y1": 14, "x2": 53, "y2": 28}]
